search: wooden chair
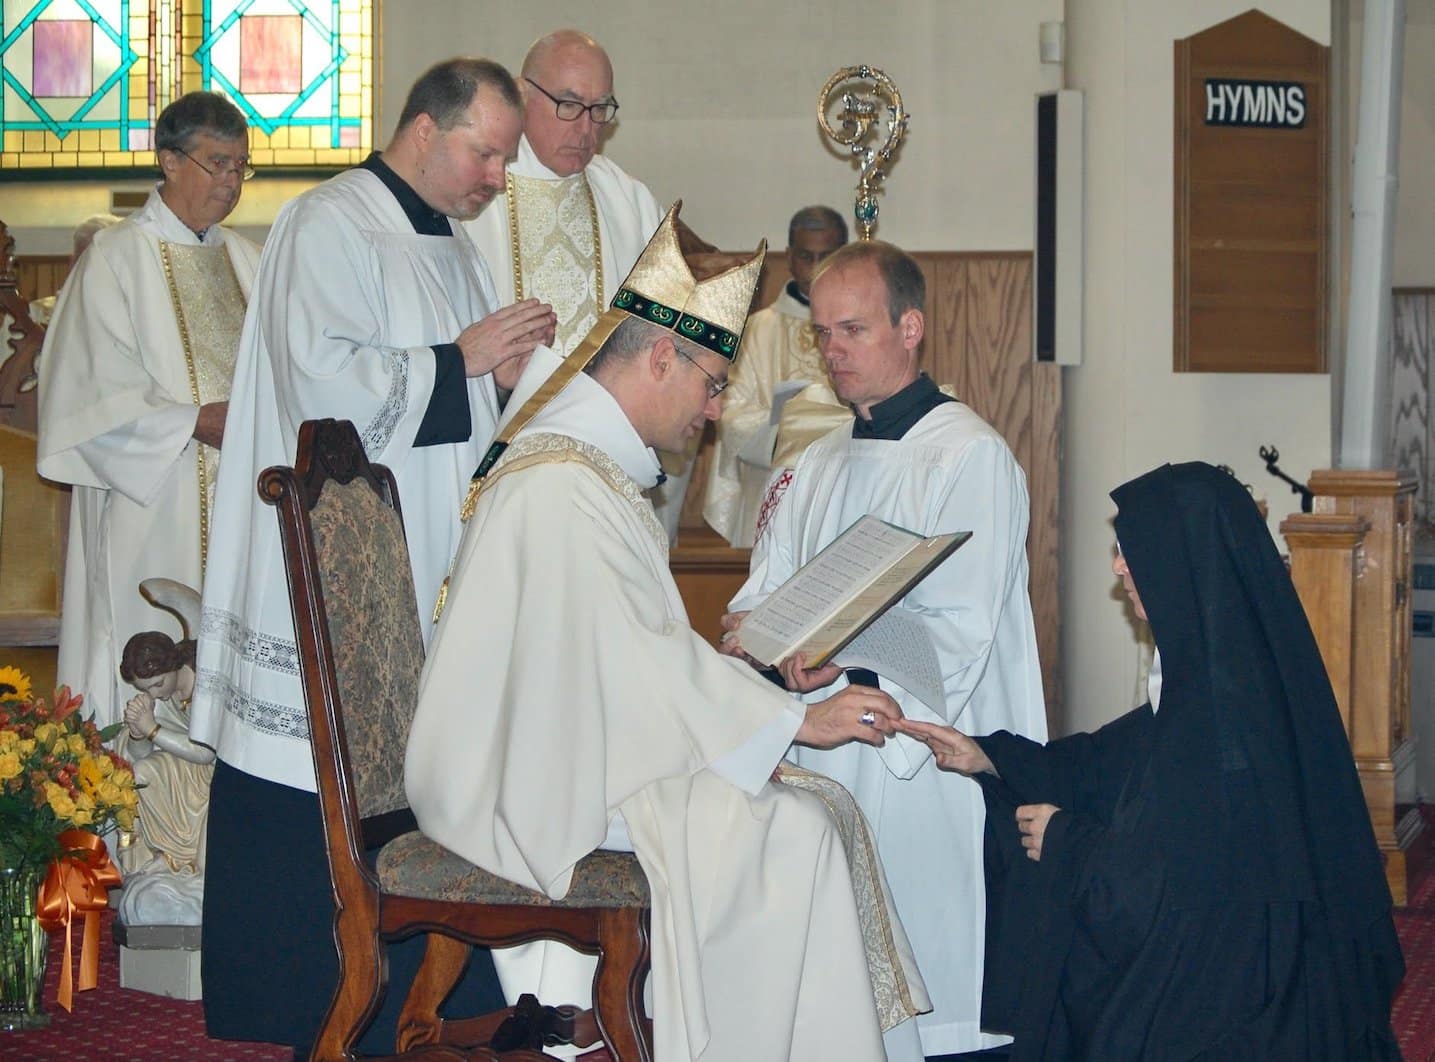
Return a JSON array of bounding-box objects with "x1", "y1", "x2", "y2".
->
[{"x1": 264, "y1": 418, "x2": 654, "y2": 1061}]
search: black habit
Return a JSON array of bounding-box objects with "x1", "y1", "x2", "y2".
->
[{"x1": 974, "y1": 462, "x2": 1403, "y2": 1061}]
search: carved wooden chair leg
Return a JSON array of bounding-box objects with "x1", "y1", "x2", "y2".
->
[
  {"x1": 591, "y1": 908, "x2": 653, "y2": 1062},
  {"x1": 312, "y1": 901, "x2": 387, "y2": 1061},
  {"x1": 395, "y1": 932, "x2": 471, "y2": 1051}
]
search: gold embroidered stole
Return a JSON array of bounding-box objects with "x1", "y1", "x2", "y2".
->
[
  {"x1": 505, "y1": 170, "x2": 604, "y2": 355},
  {"x1": 434, "y1": 433, "x2": 663, "y2": 621},
  {"x1": 158, "y1": 242, "x2": 247, "y2": 567}
]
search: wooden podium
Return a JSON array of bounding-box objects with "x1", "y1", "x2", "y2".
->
[{"x1": 1282, "y1": 469, "x2": 1421, "y2": 904}]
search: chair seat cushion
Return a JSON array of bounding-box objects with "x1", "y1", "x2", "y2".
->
[{"x1": 377, "y1": 831, "x2": 649, "y2": 908}]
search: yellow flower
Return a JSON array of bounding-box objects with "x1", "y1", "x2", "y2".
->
[
  {"x1": 45, "y1": 782, "x2": 75, "y2": 820},
  {"x1": 0, "y1": 667, "x2": 33, "y2": 702},
  {"x1": 32, "y1": 723, "x2": 56, "y2": 746},
  {"x1": 121, "y1": 788, "x2": 139, "y2": 809},
  {"x1": 111, "y1": 768, "x2": 134, "y2": 789},
  {"x1": 95, "y1": 756, "x2": 114, "y2": 778},
  {"x1": 66, "y1": 733, "x2": 87, "y2": 757},
  {"x1": 74, "y1": 791, "x2": 95, "y2": 812},
  {"x1": 69, "y1": 806, "x2": 92, "y2": 827},
  {"x1": 77, "y1": 756, "x2": 105, "y2": 793},
  {"x1": 0, "y1": 729, "x2": 17, "y2": 751},
  {"x1": 115, "y1": 807, "x2": 136, "y2": 831},
  {"x1": 0, "y1": 751, "x2": 20, "y2": 780},
  {"x1": 97, "y1": 780, "x2": 122, "y2": 806},
  {"x1": 17, "y1": 738, "x2": 34, "y2": 756}
]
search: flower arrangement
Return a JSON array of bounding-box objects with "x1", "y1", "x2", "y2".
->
[{"x1": 0, "y1": 668, "x2": 138, "y2": 871}]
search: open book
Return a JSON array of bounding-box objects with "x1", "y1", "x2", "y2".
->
[{"x1": 737, "y1": 515, "x2": 971, "y2": 672}]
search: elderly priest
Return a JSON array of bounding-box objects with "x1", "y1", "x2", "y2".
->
[{"x1": 407, "y1": 204, "x2": 929, "y2": 1061}]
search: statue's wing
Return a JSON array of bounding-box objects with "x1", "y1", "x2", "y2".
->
[{"x1": 139, "y1": 578, "x2": 202, "y2": 642}]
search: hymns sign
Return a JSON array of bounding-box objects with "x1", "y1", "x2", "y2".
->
[{"x1": 1204, "y1": 78, "x2": 1306, "y2": 128}]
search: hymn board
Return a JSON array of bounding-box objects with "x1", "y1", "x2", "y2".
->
[{"x1": 1174, "y1": 10, "x2": 1329, "y2": 374}]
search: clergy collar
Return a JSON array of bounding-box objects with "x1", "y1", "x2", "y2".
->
[
  {"x1": 784, "y1": 280, "x2": 810, "y2": 307},
  {"x1": 851, "y1": 373, "x2": 954, "y2": 441},
  {"x1": 509, "y1": 134, "x2": 587, "y2": 182},
  {"x1": 142, "y1": 185, "x2": 222, "y2": 246},
  {"x1": 360, "y1": 152, "x2": 454, "y2": 237}
]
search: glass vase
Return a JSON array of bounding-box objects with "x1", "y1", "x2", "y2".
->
[{"x1": 0, "y1": 865, "x2": 48, "y2": 1030}]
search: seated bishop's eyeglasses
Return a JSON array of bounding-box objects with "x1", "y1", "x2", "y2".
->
[
  {"x1": 175, "y1": 147, "x2": 257, "y2": 181},
  {"x1": 523, "y1": 77, "x2": 619, "y2": 124},
  {"x1": 676, "y1": 348, "x2": 727, "y2": 399}
]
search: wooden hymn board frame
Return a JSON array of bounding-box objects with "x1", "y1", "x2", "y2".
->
[{"x1": 1174, "y1": 10, "x2": 1329, "y2": 374}]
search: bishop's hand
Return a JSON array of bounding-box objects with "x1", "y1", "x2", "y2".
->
[{"x1": 797, "y1": 686, "x2": 901, "y2": 749}]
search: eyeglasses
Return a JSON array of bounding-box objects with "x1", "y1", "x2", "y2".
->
[
  {"x1": 676, "y1": 348, "x2": 727, "y2": 398},
  {"x1": 175, "y1": 147, "x2": 256, "y2": 181},
  {"x1": 523, "y1": 77, "x2": 619, "y2": 124}
]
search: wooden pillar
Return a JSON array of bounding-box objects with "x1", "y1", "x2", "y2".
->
[
  {"x1": 1280, "y1": 512, "x2": 1368, "y2": 735},
  {"x1": 1306, "y1": 469, "x2": 1421, "y2": 905}
]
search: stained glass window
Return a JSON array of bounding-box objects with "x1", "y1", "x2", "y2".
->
[{"x1": 1, "y1": 0, "x2": 373, "y2": 175}]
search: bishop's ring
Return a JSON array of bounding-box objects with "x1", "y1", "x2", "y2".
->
[{"x1": 859, "y1": 710, "x2": 877, "y2": 727}]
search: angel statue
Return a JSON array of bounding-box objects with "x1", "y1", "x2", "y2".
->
[{"x1": 114, "y1": 578, "x2": 216, "y2": 927}]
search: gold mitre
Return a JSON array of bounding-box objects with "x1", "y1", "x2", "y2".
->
[
  {"x1": 611, "y1": 200, "x2": 766, "y2": 361},
  {"x1": 467, "y1": 202, "x2": 764, "y2": 487}
]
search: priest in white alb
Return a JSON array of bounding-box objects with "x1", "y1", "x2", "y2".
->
[
  {"x1": 408, "y1": 205, "x2": 930, "y2": 1062},
  {"x1": 191, "y1": 59, "x2": 554, "y2": 1054},
  {"x1": 724, "y1": 240, "x2": 1049, "y2": 1058},
  {"x1": 703, "y1": 204, "x2": 849, "y2": 547},
  {"x1": 38, "y1": 92, "x2": 259, "y2": 730},
  {"x1": 464, "y1": 30, "x2": 697, "y2": 541}
]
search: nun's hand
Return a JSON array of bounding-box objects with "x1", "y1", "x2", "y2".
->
[
  {"x1": 1016, "y1": 803, "x2": 1060, "y2": 862},
  {"x1": 896, "y1": 719, "x2": 997, "y2": 776}
]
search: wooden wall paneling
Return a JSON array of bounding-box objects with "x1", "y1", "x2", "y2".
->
[
  {"x1": 671, "y1": 249, "x2": 1061, "y2": 722},
  {"x1": 16, "y1": 256, "x2": 69, "y2": 304}
]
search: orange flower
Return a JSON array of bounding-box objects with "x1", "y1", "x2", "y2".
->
[{"x1": 52, "y1": 686, "x2": 83, "y2": 722}]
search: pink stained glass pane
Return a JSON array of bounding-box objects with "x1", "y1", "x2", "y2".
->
[
  {"x1": 339, "y1": 125, "x2": 360, "y2": 147},
  {"x1": 239, "y1": 16, "x2": 303, "y2": 95},
  {"x1": 32, "y1": 21, "x2": 93, "y2": 98}
]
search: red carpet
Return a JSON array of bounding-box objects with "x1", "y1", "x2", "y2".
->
[{"x1": 0, "y1": 850, "x2": 1430, "y2": 1061}]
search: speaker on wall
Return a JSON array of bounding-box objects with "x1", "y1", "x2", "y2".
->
[{"x1": 1034, "y1": 89, "x2": 1084, "y2": 365}]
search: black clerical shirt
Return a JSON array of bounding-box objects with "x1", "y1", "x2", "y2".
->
[
  {"x1": 851, "y1": 372, "x2": 954, "y2": 442},
  {"x1": 358, "y1": 152, "x2": 471, "y2": 447}
]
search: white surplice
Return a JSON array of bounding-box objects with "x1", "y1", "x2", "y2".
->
[
  {"x1": 191, "y1": 166, "x2": 502, "y2": 792},
  {"x1": 461, "y1": 137, "x2": 698, "y2": 542},
  {"x1": 702, "y1": 285, "x2": 835, "y2": 547},
  {"x1": 407, "y1": 355, "x2": 910, "y2": 1061},
  {"x1": 731, "y1": 402, "x2": 1048, "y2": 1056},
  {"x1": 37, "y1": 188, "x2": 260, "y2": 729}
]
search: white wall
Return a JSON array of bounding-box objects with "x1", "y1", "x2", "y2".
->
[
  {"x1": 378, "y1": 0, "x2": 1063, "y2": 252},
  {"x1": 1060, "y1": 0, "x2": 1335, "y2": 735}
]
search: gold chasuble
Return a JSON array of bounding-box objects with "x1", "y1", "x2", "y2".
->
[
  {"x1": 158, "y1": 242, "x2": 247, "y2": 563},
  {"x1": 507, "y1": 171, "x2": 603, "y2": 355}
]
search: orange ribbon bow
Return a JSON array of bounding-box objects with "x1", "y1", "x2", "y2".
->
[{"x1": 36, "y1": 830, "x2": 122, "y2": 1011}]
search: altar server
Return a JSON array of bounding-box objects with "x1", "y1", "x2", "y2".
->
[
  {"x1": 725, "y1": 239, "x2": 1048, "y2": 1058},
  {"x1": 192, "y1": 58, "x2": 553, "y2": 1052}
]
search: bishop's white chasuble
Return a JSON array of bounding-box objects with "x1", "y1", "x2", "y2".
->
[{"x1": 408, "y1": 358, "x2": 928, "y2": 1060}]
